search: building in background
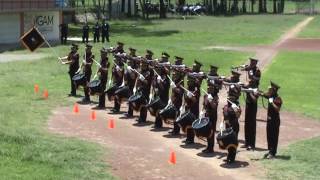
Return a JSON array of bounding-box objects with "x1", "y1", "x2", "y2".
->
[{"x1": 0, "y1": 0, "x2": 75, "y2": 45}]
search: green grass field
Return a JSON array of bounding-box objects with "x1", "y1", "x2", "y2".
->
[
  {"x1": 259, "y1": 51, "x2": 320, "y2": 119},
  {"x1": 259, "y1": 51, "x2": 320, "y2": 179},
  {"x1": 72, "y1": 15, "x2": 305, "y2": 46},
  {"x1": 298, "y1": 16, "x2": 320, "y2": 38},
  {"x1": 0, "y1": 53, "x2": 115, "y2": 179}
]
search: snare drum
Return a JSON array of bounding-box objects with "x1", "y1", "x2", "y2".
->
[
  {"x1": 72, "y1": 73, "x2": 86, "y2": 89},
  {"x1": 146, "y1": 97, "x2": 166, "y2": 116},
  {"x1": 176, "y1": 111, "x2": 196, "y2": 133},
  {"x1": 114, "y1": 86, "x2": 130, "y2": 103},
  {"x1": 105, "y1": 85, "x2": 119, "y2": 101},
  {"x1": 128, "y1": 92, "x2": 147, "y2": 111},
  {"x1": 192, "y1": 117, "x2": 213, "y2": 138},
  {"x1": 159, "y1": 104, "x2": 178, "y2": 124},
  {"x1": 88, "y1": 80, "x2": 102, "y2": 96},
  {"x1": 216, "y1": 127, "x2": 238, "y2": 150}
]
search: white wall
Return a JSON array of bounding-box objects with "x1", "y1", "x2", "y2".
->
[
  {"x1": 24, "y1": 11, "x2": 60, "y2": 41},
  {"x1": 0, "y1": 14, "x2": 20, "y2": 44}
]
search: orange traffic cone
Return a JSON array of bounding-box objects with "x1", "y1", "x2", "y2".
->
[
  {"x1": 108, "y1": 118, "x2": 115, "y2": 129},
  {"x1": 91, "y1": 110, "x2": 96, "y2": 121},
  {"x1": 168, "y1": 150, "x2": 176, "y2": 165},
  {"x1": 34, "y1": 84, "x2": 39, "y2": 93},
  {"x1": 73, "y1": 103, "x2": 79, "y2": 114},
  {"x1": 43, "y1": 89, "x2": 48, "y2": 99}
]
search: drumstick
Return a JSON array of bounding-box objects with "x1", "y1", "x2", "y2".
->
[
  {"x1": 180, "y1": 86, "x2": 194, "y2": 96},
  {"x1": 92, "y1": 58, "x2": 102, "y2": 67},
  {"x1": 200, "y1": 88, "x2": 209, "y2": 96}
]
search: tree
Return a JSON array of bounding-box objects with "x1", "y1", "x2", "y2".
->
[
  {"x1": 159, "y1": 0, "x2": 167, "y2": 18},
  {"x1": 242, "y1": 0, "x2": 247, "y2": 13}
]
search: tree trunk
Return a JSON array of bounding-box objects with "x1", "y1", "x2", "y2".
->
[
  {"x1": 108, "y1": 0, "x2": 112, "y2": 19},
  {"x1": 242, "y1": 0, "x2": 247, "y2": 13},
  {"x1": 273, "y1": 0, "x2": 277, "y2": 13},
  {"x1": 159, "y1": 0, "x2": 167, "y2": 18},
  {"x1": 258, "y1": 0, "x2": 263, "y2": 13},
  {"x1": 279, "y1": 0, "x2": 284, "y2": 13},
  {"x1": 251, "y1": 0, "x2": 254, "y2": 13}
]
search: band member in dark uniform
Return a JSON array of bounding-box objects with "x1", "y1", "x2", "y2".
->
[
  {"x1": 110, "y1": 56, "x2": 125, "y2": 113},
  {"x1": 202, "y1": 81, "x2": 219, "y2": 153},
  {"x1": 168, "y1": 56, "x2": 185, "y2": 135},
  {"x1": 60, "y1": 43, "x2": 79, "y2": 96},
  {"x1": 222, "y1": 97, "x2": 241, "y2": 164},
  {"x1": 96, "y1": 47, "x2": 110, "y2": 109},
  {"x1": 184, "y1": 61, "x2": 203, "y2": 145},
  {"x1": 242, "y1": 79, "x2": 260, "y2": 150},
  {"x1": 93, "y1": 22, "x2": 101, "y2": 43},
  {"x1": 82, "y1": 44, "x2": 94, "y2": 103},
  {"x1": 101, "y1": 19, "x2": 110, "y2": 43},
  {"x1": 136, "y1": 59, "x2": 152, "y2": 123},
  {"x1": 111, "y1": 42, "x2": 125, "y2": 54},
  {"x1": 59, "y1": 23, "x2": 68, "y2": 44},
  {"x1": 262, "y1": 81, "x2": 282, "y2": 159},
  {"x1": 123, "y1": 47, "x2": 138, "y2": 118},
  {"x1": 82, "y1": 23, "x2": 90, "y2": 43},
  {"x1": 153, "y1": 52, "x2": 170, "y2": 128},
  {"x1": 242, "y1": 58, "x2": 261, "y2": 86},
  {"x1": 224, "y1": 70, "x2": 242, "y2": 102}
]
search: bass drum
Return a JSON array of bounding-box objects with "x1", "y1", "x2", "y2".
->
[
  {"x1": 114, "y1": 86, "x2": 130, "y2": 103},
  {"x1": 72, "y1": 73, "x2": 86, "y2": 89},
  {"x1": 192, "y1": 117, "x2": 213, "y2": 139},
  {"x1": 105, "y1": 84, "x2": 119, "y2": 101},
  {"x1": 176, "y1": 111, "x2": 196, "y2": 133},
  {"x1": 88, "y1": 80, "x2": 102, "y2": 96},
  {"x1": 216, "y1": 128, "x2": 238, "y2": 150},
  {"x1": 146, "y1": 97, "x2": 166, "y2": 116},
  {"x1": 128, "y1": 92, "x2": 147, "y2": 111},
  {"x1": 159, "y1": 104, "x2": 178, "y2": 125}
]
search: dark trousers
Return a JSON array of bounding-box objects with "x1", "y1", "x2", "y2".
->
[
  {"x1": 98, "y1": 81, "x2": 107, "y2": 107},
  {"x1": 186, "y1": 109, "x2": 199, "y2": 143},
  {"x1": 102, "y1": 34, "x2": 109, "y2": 43},
  {"x1": 61, "y1": 34, "x2": 67, "y2": 44},
  {"x1": 206, "y1": 116, "x2": 217, "y2": 151},
  {"x1": 84, "y1": 71, "x2": 91, "y2": 101},
  {"x1": 114, "y1": 99, "x2": 120, "y2": 111},
  {"x1": 68, "y1": 72, "x2": 76, "y2": 95},
  {"x1": 139, "y1": 93, "x2": 149, "y2": 122},
  {"x1": 267, "y1": 118, "x2": 280, "y2": 156},
  {"x1": 227, "y1": 147, "x2": 237, "y2": 162},
  {"x1": 93, "y1": 34, "x2": 100, "y2": 42},
  {"x1": 127, "y1": 102, "x2": 133, "y2": 115},
  {"x1": 154, "y1": 115, "x2": 162, "y2": 128},
  {"x1": 226, "y1": 119, "x2": 239, "y2": 138},
  {"x1": 244, "y1": 103, "x2": 257, "y2": 148},
  {"x1": 172, "y1": 106, "x2": 181, "y2": 133},
  {"x1": 82, "y1": 34, "x2": 88, "y2": 43}
]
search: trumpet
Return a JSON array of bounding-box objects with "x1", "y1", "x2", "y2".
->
[
  {"x1": 223, "y1": 81, "x2": 244, "y2": 87},
  {"x1": 231, "y1": 64, "x2": 247, "y2": 71}
]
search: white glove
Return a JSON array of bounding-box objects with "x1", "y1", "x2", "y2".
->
[
  {"x1": 187, "y1": 91, "x2": 193, "y2": 98},
  {"x1": 253, "y1": 88, "x2": 258, "y2": 94},
  {"x1": 230, "y1": 85, "x2": 235, "y2": 89},
  {"x1": 110, "y1": 46, "x2": 113, "y2": 49},
  {"x1": 157, "y1": 75, "x2": 162, "y2": 83},
  {"x1": 116, "y1": 65, "x2": 121, "y2": 71},
  {"x1": 249, "y1": 70, "x2": 253, "y2": 76},
  {"x1": 116, "y1": 52, "x2": 121, "y2": 55},
  {"x1": 200, "y1": 111, "x2": 205, "y2": 118},
  {"x1": 237, "y1": 82, "x2": 243, "y2": 85},
  {"x1": 240, "y1": 64, "x2": 246, "y2": 68},
  {"x1": 170, "y1": 81, "x2": 176, "y2": 88},
  {"x1": 207, "y1": 94, "x2": 213, "y2": 102},
  {"x1": 139, "y1": 74, "x2": 145, "y2": 81},
  {"x1": 231, "y1": 104, "x2": 238, "y2": 111},
  {"x1": 220, "y1": 76, "x2": 225, "y2": 79},
  {"x1": 210, "y1": 80, "x2": 215, "y2": 84},
  {"x1": 127, "y1": 66, "x2": 132, "y2": 72},
  {"x1": 269, "y1": 98, "x2": 274, "y2": 103}
]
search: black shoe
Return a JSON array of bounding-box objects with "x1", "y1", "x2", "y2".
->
[
  {"x1": 152, "y1": 125, "x2": 162, "y2": 129},
  {"x1": 81, "y1": 98, "x2": 91, "y2": 104},
  {"x1": 168, "y1": 130, "x2": 180, "y2": 136},
  {"x1": 263, "y1": 152, "x2": 270, "y2": 159},
  {"x1": 202, "y1": 148, "x2": 214, "y2": 153},
  {"x1": 110, "y1": 108, "x2": 120, "y2": 113},
  {"x1": 227, "y1": 159, "x2": 235, "y2": 164},
  {"x1": 123, "y1": 113, "x2": 133, "y2": 118},
  {"x1": 246, "y1": 146, "x2": 255, "y2": 151},
  {"x1": 93, "y1": 105, "x2": 105, "y2": 110},
  {"x1": 185, "y1": 140, "x2": 194, "y2": 145},
  {"x1": 68, "y1": 93, "x2": 76, "y2": 97}
]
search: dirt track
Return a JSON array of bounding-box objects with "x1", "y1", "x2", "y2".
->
[{"x1": 47, "y1": 17, "x2": 320, "y2": 179}]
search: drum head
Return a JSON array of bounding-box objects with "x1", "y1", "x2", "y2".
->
[
  {"x1": 72, "y1": 73, "x2": 85, "y2": 80},
  {"x1": 88, "y1": 80, "x2": 101, "y2": 87},
  {"x1": 192, "y1": 117, "x2": 210, "y2": 129}
]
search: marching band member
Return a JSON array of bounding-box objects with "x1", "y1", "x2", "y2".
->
[
  {"x1": 82, "y1": 43, "x2": 94, "y2": 103},
  {"x1": 136, "y1": 59, "x2": 153, "y2": 123},
  {"x1": 262, "y1": 81, "x2": 283, "y2": 159},
  {"x1": 60, "y1": 43, "x2": 79, "y2": 97},
  {"x1": 123, "y1": 48, "x2": 138, "y2": 118},
  {"x1": 153, "y1": 52, "x2": 171, "y2": 129},
  {"x1": 202, "y1": 80, "x2": 219, "y2": 153},
  {"x1": 110, "y1": 56, "x2": 125, "y2": 113},
  {"x1": 168, "y1": 56, "x2": 185, "y2": 135},
  {"x1": 111, "y1": 41, "x2": 125, "y2": 54},
  {"x1": 223, "y1": 97, "x2": 241, "y2": 163},
  {"x1": 96, "y1": 47, "x2": 110, "y2": 109},
  {"x1": 183, "y1": 60, "x2": 203, "y2": 145}
]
